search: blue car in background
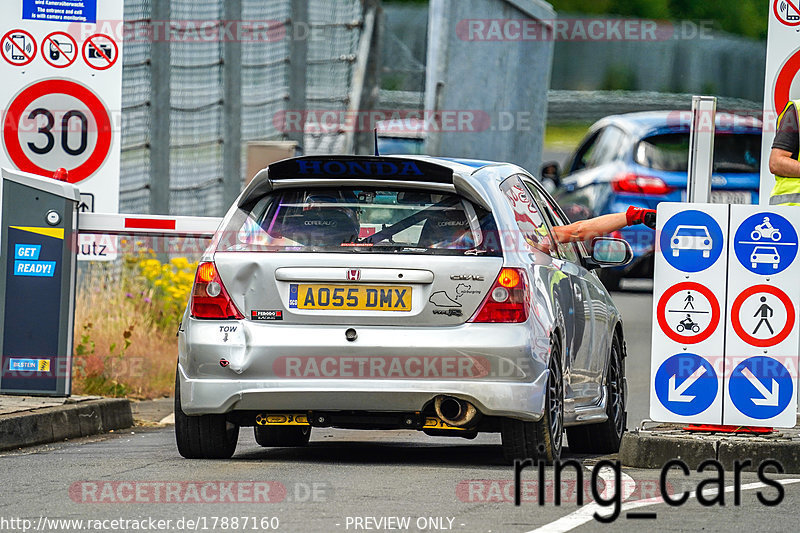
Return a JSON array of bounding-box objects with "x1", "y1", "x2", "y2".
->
[{"x1": 553, "y1": 111, "x2": 762, "y2": 290}]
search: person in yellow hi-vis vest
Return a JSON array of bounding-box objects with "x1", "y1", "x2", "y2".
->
[{"x1": 768, "y1": 101, "x2": 800, "y2": 206}]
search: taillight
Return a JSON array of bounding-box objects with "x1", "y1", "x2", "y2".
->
[
  {"x1": 190, "y1": 262, "x2": 244, "y2": 319},
  {"x1": 469, "y1": 268, "x2": 529, "y2": 323},
  {"x1": 611, "y1": 173, "x2": 673, "y2": 195}
]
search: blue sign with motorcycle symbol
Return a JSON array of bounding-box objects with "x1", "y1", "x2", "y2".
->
[
  {"x1": 660, "y1": 210, "x2": 724, "y2": 273},
  {"x1": 733, "y1": 213, "x2": 798, "y2": 275}
]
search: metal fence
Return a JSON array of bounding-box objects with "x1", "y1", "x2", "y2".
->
[{"x1": 120, "y1": 0, "x2": 366, "y2": 217}]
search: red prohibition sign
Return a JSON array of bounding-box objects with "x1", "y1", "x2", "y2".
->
[
  {"x1": 2, "y1": 79, "x2": 112, "y2": 183},
  {"x1": 775, "y1": 0, "x2": 800, "y2": 27},
  {"x1": 657, "y1": 282, "x2": 721, "y2": 344},
  {"x1": 1, "y1": 29, "x2": 36, "y2": 66},
  {"x1": 82, "y1": 34, "x2": 118, "y2": 71},
  {"x1": 773, "y1": 48, "x2": 800, "y2": 114},
  {"x1": 731, "y1": 285, "x2": 795, "y2": 348},
  {"x1": 42, "y1": 31, "x2": 79, "y2": 68}
]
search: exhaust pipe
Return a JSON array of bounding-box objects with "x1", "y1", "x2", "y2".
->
[{"x1": 434, "y1": 395, "x2": 478, "y2": 427}]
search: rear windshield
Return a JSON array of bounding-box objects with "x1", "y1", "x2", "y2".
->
[
  {"x1": 635, "y1": 133, "x2": 761, "y2": 173},
  {"x1": 218, "y1": 187, "x2": 501, "y2": 256}
]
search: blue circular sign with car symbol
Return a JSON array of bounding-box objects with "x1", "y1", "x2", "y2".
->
[
  {"x1": 660, "y1": 210, "x2": 724, "y2": 273},
  {"x1": 733, "y1": 213, "x2": 798, "y2": 275}
]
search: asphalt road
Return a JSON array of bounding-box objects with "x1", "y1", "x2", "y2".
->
[{"x1": 2, "y1": 289, "x2": 800, "y2": 533}]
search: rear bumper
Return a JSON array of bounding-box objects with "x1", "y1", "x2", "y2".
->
[
  {"x1": 177, "y1": 367, "x2": 548, "y2": 421},
  {"x1": 177, "y1": 319, "x2": 550, "y2": 421}
]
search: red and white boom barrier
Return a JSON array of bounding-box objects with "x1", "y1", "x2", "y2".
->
[{"x1": 78, "y1": 213, "x2": 223, "y2": 238}]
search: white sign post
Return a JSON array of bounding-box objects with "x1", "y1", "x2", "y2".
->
[
  {"x1": 0, "y1": 1, "x2": 122, "y2": 260},
  {"x1": 652, "y1": 203, "x2": 800, "y2": 428},
  {"x1": 759, "y1": 0, "x2": 800, "y2": 205},
  {"x1": 686, "y1": 96, "x2": 716, "y2": 204}
]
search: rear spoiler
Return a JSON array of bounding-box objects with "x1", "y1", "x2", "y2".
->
[
  {"x1": 239, "y1": 156, "x2": 491, "y2": 210},
  {"x1": 269, "y1": 156, "x2": 454, "y2": 183}
]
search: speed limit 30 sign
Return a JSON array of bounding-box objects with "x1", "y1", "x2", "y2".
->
[{"x1": 3, "y1": 79, "x2": 112, "y2": 183}]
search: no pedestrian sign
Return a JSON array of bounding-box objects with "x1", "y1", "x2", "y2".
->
[{"x1": 731, "y1": 285, "x2": 795, "y2": 348}]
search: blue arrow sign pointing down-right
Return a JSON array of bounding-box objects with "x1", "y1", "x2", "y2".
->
[{"x1": 729, "y1": 357, "x2": 793, "y2": 419}]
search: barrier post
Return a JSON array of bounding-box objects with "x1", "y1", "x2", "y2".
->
[
  {"x1": 0, "y1": 169, "x2": 79, "y2": 396},
  {"x1": 687, "y1": 96, "x2": 717, "y2": 203}
]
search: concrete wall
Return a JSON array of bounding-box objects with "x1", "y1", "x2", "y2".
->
[{"x1": 424, "y1": 0, "x2": 555, "y2": 175}]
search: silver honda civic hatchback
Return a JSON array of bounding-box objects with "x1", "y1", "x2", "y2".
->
[{"x1": 175, "y1": 155, "x2": 632, "y2": 462}]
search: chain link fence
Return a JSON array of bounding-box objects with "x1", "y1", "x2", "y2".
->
[{"x1": 120, "y1": 0, "x2": 366, "y2": 217}]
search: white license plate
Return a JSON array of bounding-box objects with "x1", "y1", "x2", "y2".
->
[{"x1": 711, "y1": 191, "x2": 751, "y2": 204}]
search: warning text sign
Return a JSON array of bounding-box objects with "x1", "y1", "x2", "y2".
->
[{"x1": 22, "y1": 0, "x2": 97, "y2": 24}]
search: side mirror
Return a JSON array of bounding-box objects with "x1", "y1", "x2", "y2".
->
[{"x1": 589, "y1": 237, "x2": 633, "y2": 269}]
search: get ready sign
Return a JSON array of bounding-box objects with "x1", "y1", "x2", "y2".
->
[{"x1": 0, "y1": 1, "x2": 122, "y2": 261}]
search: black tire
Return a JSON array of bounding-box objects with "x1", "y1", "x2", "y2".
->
[
  {"x1": 254, "y1": 425, "x2": 311, "y2": 447},
  {"x1": 566, "y1": 333, "x2": 626, "y2": 454},
  {"x1": 501, "y1": 335, "x2": 564, "y2": 465},
  {"x1": 597, "y1": 268, "x2": 622, "y2": 291},
  {"x1": 174, "y1": 372, "x2": 239, "y2": 459}
]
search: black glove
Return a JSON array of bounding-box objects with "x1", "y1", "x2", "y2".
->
[
  {"x1": 626, "y1": 206, "x2": 657, "y2": 229},
  {"x1": 643, "y1": 210, "x2": 657, "y2": 229}
]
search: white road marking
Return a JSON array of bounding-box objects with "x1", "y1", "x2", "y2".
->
[
  {"x1": 525, "y1": 466, "x2": 635, "y2": 533},
  {"x1": 159, "y1": 413, "x2": 175, "y2": 425},
  {"x1": 527, "y1": 475, "x2": 800, "y2": 533}
]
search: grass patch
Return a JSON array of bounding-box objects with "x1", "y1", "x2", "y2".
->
[
  {"x1": 72, "y1": 250, "x2": 198, "y2": 399},
  {"x1": 544, "y1": 122, "x2": 591, "y2": 151}
]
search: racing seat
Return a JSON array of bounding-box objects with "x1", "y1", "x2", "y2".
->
[
  {"x1": 417, "y1": 208, "x2": 472, "y2": 248},
  {"x1": 271, "y1": 206, "x2": 360, "y2": 247}
]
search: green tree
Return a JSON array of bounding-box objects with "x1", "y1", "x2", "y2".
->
[{"x1": 550, "y1": 0, "x2": 767, "y2": 39}]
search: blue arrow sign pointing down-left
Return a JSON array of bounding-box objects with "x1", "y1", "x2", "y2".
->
[
  {"x1": 668, "y1": 366, "x2": 707, "y2": 403},
  {"x1": 655, "y1": 353, "x2": 718, "y2": 416}
]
